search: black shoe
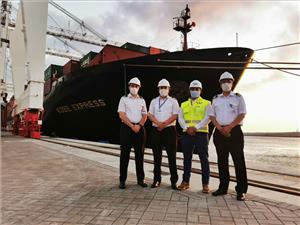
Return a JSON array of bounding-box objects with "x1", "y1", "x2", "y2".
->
[
  {"x1": 212, "y1": 189, "x2": 227, "y2": 196},
  {"x1": 237, "y1": 193, "x2": 246, "y2": 201},
  {"x1": 138, "y1": 181, "x2": 148, "y2": 188},
  {"x1": 171, "y1": 183, "x2": 179, "y2": 190},
  {"x1": 151, "y1": 181, "x2": 161, "y2": 188},
  {"x1": 119, "y1": 182, "x2": 126, "y2": 189}
]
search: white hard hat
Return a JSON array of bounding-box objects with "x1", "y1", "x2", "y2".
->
[
  {"x1": 157, "y1": 79, "x2": 170, "y2": 87},
  {"x1": 128, "y1": 77, "x2": 141, "y2": 86},
  {"x1": 189, "y1": 80, "x2": 202, "y2": 89},
  {"x1": 219, "y1": 71, "x2": 234, "y2": 82}
]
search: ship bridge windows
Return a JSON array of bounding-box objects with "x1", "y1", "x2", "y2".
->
[{"x1": 173, "y1": 18, "x2": 185, "y2": 31}]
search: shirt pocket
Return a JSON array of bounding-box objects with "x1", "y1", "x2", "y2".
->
[
  {"x1": 165, "y1": 102, "x2": 173, "y2": 114},
  {"x1": 141, "y1": 104, "x2": 147, "y2": 114},
  {"x1": 229, "y1": 102, "x2": 238, "y2": 113},
  {"x1": 213, "y1": 102, "x2": 223, "y2": 115},
  {"x1": 194, "y1": 105, "x2": 205, "y2": 115},
  {"x1": 214, "y1": 102, "x2": 223, "y2": 109}
]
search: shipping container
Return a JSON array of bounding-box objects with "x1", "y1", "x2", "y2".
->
[
  {"x1": 80, "y1": 51, "x2": 98, "y2": 68},
  {"x1": 149, "y1": 47, "x2": 167, "y2": 55},
  {"x1": 63, "y1": 60, "x2": 80, "y2": 75},
  {"x1": 89, "y1": 45, "x2": 146, "y2": 66},
  {"x1": 44, "y1": 64, "x2": 63, "y2": 81},
  {"x1": 121, "y1": 42, "x2": 149, "y2": 54},
  {"x1": 88, "y1": 53, "x2": 102, "y2": 66},
  {"x1": 43, "y1": 79, "x2": 52, "y2": 96}
]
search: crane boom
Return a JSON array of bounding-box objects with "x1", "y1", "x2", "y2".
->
[
  {"x1": 46, "y1": 48, "x2": 81, "y2": 60},
  {"x1": 48, "y1": 0, "x2": 107, "y2": 42},
  {"x1": 47, "y1": 25, "x2": 106, "y2": 46}
]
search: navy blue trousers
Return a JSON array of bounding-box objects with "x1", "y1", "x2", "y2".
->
[
  {"x1": 119, "y1": 124, "x2": 146, "y2": 183},
  {"x1": 213, "y1": 125, "x2": 248, "y2": 194},
  {"x1": 151, "y1": 126, "x2": 178, "y2": 184},
  {"x1": 181, "y1": 132, "x2": 210, "y2": 185}
]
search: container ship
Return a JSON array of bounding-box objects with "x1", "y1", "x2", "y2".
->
[{"x1": 41, "y1": 5, "x2": 254, "y2": 143}]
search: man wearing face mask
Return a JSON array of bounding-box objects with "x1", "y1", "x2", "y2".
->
[
  {"x1": 209, "y1": 71, "x2": 248, "y2": 201},
  {"x1": 117, "y1": 77, "x2": 148, "y2": 189},
  {"x1": 148, "y1": 79, "x2": 179, "y2": 190},
  {"x1": 178, "y1": 80, "x2": 211, "y2": 193}
]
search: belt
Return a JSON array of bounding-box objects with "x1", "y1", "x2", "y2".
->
[
  {"x1": 122, "y1": 122, "x2": 140, "y2": 127},
  {"x1": 133, "y1": 122, "x2": 144, "y2": 127},
  {"x1": 221, "y1": 125, "x2": 241, "y2": 127},
  {"x1": 185, "y1": 120, "x2": 201, "y2": 123},
  {"x1": 184, "y1": 131, "x2": 208, "y2": 134}
]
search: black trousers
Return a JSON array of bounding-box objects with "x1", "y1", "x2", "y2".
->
[
  {"x1": 119, "y1": 124, "x2": 146, "y2": 183},
  {"x1": 151, "y1": 126, "x2": 178, "y2": 184},
  {"x1": 213, "y1": 125, "x2": 248, "y2": 194}
]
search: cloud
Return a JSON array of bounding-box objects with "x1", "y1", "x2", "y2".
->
[
  {"x1": 87, "y1": 1, "x2": 184, "y2": 49},
  {"x1": 7, "y1": 1, "x2": 300, "y2": 131}
]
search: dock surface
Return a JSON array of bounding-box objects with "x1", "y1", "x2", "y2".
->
[{"x1": 1, "y1": 136, "x2": 300, "y2": 225}]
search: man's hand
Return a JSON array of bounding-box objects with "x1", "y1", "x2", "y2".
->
[
  {"x1": 131, "y1": 124, "x2": 140, "y2": 133},
  {"x1": 157, "y1": 122, "x2": 166, "y2": 131},
  {"x1": 223, "y1": 125, "x2": 232, "y2": 134},
  {"x1": 217, "y1": 125, "x2": 231, "y2": 137},
  {"x1": 222, "y1": 125, "x2": 233, "y2": 137},
  {"x1": 216, "y1": 125, "x2": 226, "y2": 136},
  {"x1": 186, "y1": 127, "x2": 196, "y2": 136}
]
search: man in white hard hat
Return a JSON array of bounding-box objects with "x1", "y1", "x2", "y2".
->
[
  {"x1": 117, "y1": 77, "x2": 148, "y2": 189},
  {"x1": 209, "y1": 71, "x2": 248, "y2": 201},
  {"x1": 148, "y1": 79, "x2": 179, "y2": 190},
  {"x1": 178, "y1": 80, "x2": 211, "y2": 193}
]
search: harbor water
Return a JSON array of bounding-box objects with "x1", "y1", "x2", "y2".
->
[{"x1": 208, "y1": 135, "x2": 300, "y2": 176}]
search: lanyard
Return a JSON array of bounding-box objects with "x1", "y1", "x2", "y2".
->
[{"x1": 158, "y1": 98, "x2": 168, "y2": 111}]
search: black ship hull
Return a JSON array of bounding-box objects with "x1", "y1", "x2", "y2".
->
[{"x1": 42, "y1": 47, "x2": 253, "y2": 143}]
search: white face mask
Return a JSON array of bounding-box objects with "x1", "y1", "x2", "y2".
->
[
  {"x1": 190, "y1": 90, "x2": 201, "y2": 99},
  {"x1": 129, "y1": 87, "x2": 139, "y2": 96},
  {"x1": 221, "y1": 83, "x2": 232, "y2": 92},
  {"x1": 159, "y1": 89, "x2": 169, "y2": 97}
]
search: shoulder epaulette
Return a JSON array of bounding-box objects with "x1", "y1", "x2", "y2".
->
[{"x1": 235, "y1": 93, "x2": 241, "y2": 97}]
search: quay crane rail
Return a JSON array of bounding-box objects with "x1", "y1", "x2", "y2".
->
[{"x1": 40, "y1": 137, "x2": 300, "y2": 196}]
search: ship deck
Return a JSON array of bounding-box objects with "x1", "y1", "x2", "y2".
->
[{"x1": 1, "y1": 135, "x2": 299, "y2": 225}]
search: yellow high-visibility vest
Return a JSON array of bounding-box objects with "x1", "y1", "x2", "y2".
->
[{"x1": 181, "y1": 96, "x2": 210, "y2": 133}]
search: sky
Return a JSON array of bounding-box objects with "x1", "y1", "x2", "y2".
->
[{"x1": 9, "y1": 0, "x2": 300, "y2": 132}]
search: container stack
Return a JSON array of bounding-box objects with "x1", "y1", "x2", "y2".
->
[
  {"x1": 44, "y1": 64, "x2": 63, "y2": 96},
  {"x1": 80, "y1": 51, "x2": 98, "y2": 68},
  {"x1": 63, "y1": 60, "x2": 80, "y2": 76}
]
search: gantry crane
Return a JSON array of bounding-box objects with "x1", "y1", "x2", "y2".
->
[
  {"x1": 0, "y1": 0, "x2": 48, "y2": 138},
  {"x1": 1, "y1": 0, "x2": 122, "y2": 137}
]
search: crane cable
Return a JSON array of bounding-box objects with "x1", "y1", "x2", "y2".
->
[
  {"x1": 252, "y1": 41, "x2": 300, "y2": 77},
  {"x1": 252, "y1": 59, "x2": 300, "y2": 77},
  {"x1": 254, "y1": 42, "x2": 300, "y2": 52}
]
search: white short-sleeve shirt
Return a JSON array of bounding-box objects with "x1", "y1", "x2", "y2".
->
[
  {"x1": 117, "y1": 94, "x2": 147, "y2": 123},
  {"x1": 209, "y1": 92, "x2": 246, "y2": 126},
  {"x1": 148, "y1": 96, "x2": 179, "y2": 127}
]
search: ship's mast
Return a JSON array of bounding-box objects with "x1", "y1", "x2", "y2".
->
[{"x1": 173, "y1": 4, "x2": 195, "y2": 51}]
